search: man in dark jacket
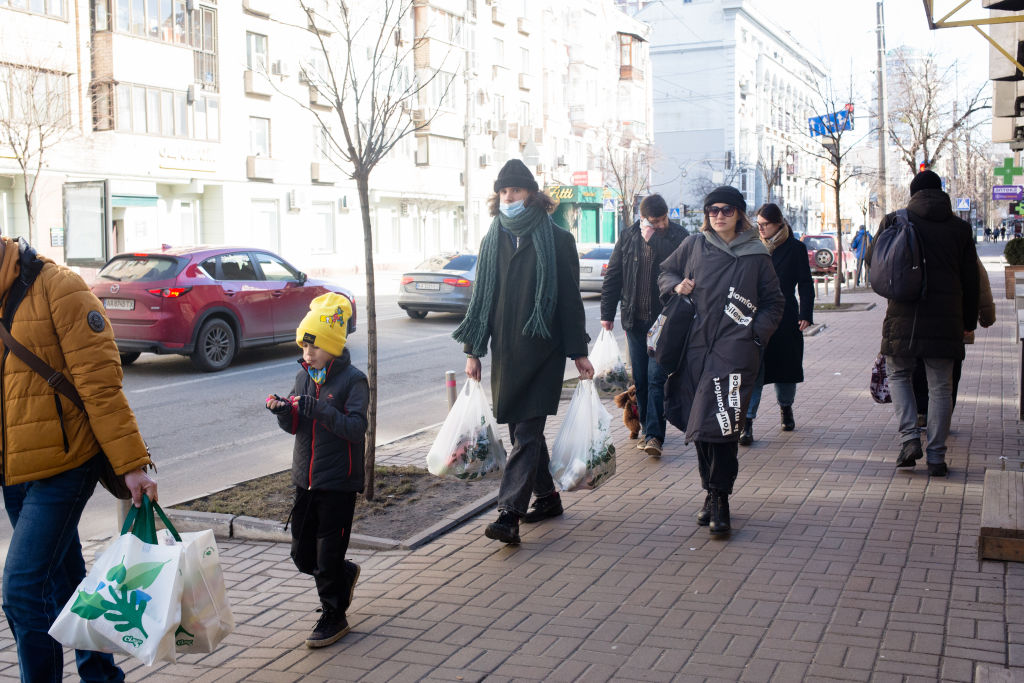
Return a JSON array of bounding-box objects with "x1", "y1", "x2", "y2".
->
[
  {"x1": 850, "y1": 224, "x2": 871, "y2": 287},
  {"x1": 868, "y1": 170, "x2": 979, "y2": 477},
  {"x1": 454, "y1": 159, "x2": 593, "y2": 545},
  {"x1": 600, "y1": 194, "x2": 688, "y2": 457}
]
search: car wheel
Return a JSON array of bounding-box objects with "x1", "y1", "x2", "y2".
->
[
  {"x1": 119, "y1": 352, "x2": 141, "y2": 366},
  {"x1": 814, "y1": 249, "x2": 834, "y2": 268},
  {"x1": 191, "y1": 318, "x2": 236, "y2": 372},
  {"x1": 406, "y1": 310, "x2": 428, "y2": 319}
]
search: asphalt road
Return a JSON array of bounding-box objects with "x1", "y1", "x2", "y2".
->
[{"x1": 0, "y1": 292, "x2": 613, "y2": 555}]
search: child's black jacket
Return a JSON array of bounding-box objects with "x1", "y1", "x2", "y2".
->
[{"x1": 276, "y1": 348, "x2": 368, "y2": 492}]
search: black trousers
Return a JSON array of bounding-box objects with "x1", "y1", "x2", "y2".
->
[
  {"x1": 695, "y1": 440, "x2": 739, "y2": 494},
  {"x1": 290, "y1": 488, "x2": 358, "y2": 613},
  {"x1": 497, "y1": 416, "x2": 556, "y2": 517}
]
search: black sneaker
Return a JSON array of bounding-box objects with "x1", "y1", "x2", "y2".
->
[
  {"x1": 305, "y1": 606, "x2": 349, "y2": 648},
  {"x1": 896, "y1": 439, "x2": 923, "y2": 468},
  {"x1": 484, "y1": 510, "x2": 521, "y2": 544},
  {"x1": 927, "y1": 461, "x2": 948, "y2": 477},
  {"x1": 522, "y1": 493, "x2": 563, "y2": 524}
]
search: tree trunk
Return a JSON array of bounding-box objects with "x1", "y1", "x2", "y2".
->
[
  {"x1": 356, "y1": 170, "x2": 378, "y2": 501},
  {"x1": 833, "y1": 169, "x2": 843, "y2": 307}
]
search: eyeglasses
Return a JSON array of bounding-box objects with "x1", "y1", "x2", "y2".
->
[
  {"x1": 756, "y1": 221, "x2": 776, "y2": 229},
  {"x1": 706, "y1": 206, "x2": 737, "y2": 218}
]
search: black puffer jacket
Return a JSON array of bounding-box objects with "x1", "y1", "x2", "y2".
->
[
  {"x1": 868, "y1": 189, "x2": 979, "y2": 359},
  {"x1": 659, "y1": 232, "x2": 785, "y2": 443},
  {"x1": 276, "y1": 348, "x2": 368, "y2": 492},
  {"x1": 601, "y1": 220, "x2": 689, "y2": 329}
]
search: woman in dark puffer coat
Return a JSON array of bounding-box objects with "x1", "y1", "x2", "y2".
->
[{"x1": 659, "y1": 187, "x2": 784, "y2": 536}]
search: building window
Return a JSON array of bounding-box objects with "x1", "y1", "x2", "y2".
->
[
  {"x1": 246, "y1": 32, "x2": 267, "y2": 72},
  {"x1": 1, "y1": 0, "x2": 64, "y2": 18},
  {"x1": 311, "y1": 202, "x2": 335, "y2": 254},
  {"x1": 519, "y1": 100, "x2": 529, "y2": 128},
  {"x1": 0, "y1": 65, "x2": 70, "y2": 128},
  {"x1": 105, "y1": 0, "x2": 185, "y2": 41},
  {"x1": 431, "y1": 71, "x2": 455, "y2": 110},
  {"x1": 249, "y1": 116, "x2": 270, "y2": 156},
  {"x1": 193, "y1": 5, "x2": 218, "y2": 90},
  {"x1": 494, "y1": 38, "x2": 503, "y2": 63},
  {"x1": 520, "y1": 47, "x2": 529, "y2": 73},
  {"x1": 109, "y1": 82, "x2": 216, "y2": 139}
]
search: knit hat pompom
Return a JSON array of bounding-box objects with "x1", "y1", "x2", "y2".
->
[
  {"x1": 703, "y1": 185, "x2": 746, "y2": 213},
  {"x1": 494, "y1": 158, "x2": 538, "y2": 194},
  {"x1": 296, "y1": 292, "x2": 351, "y2": 357},
  {"x1": 909, "y1": 170, "x2": 942, "y2": 195}
]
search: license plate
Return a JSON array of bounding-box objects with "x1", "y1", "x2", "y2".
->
[
  {"x1": 416, "y1": 282, "x2": 440, "y2": 291},
  {"x1": 103, "y1": 298, "x2": 135, "y2": 311},
  {"x1": 580, "y1": 266, "x2": 592, "y2": 273}
]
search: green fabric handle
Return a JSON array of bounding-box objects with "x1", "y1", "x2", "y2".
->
[{"x1": 120, "y1": 494, "x2": 182, "y2": 544}]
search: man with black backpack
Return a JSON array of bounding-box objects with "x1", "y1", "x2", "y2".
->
[{"x1": 867, "y1": 170, "x2": 979, "y2": 477}]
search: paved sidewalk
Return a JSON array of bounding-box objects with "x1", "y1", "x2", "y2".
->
[{"x1": 5, "y1": 250, "x2": 1024, "y2": 681}]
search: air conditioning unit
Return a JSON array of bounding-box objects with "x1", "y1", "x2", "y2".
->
[
  {"x1": 479, "y1": 153, "x2": 493, "y2": 167},
  {"x1": 271, "y1": 60, "x2": 289, "y2": 77},
  {"x1": 557, "y1": 155, "x2": 567, "y2": 166},
  {"x1": 400, "y1": 200, "x2": 410, "y2": 217},
  {"x1": 287, "y1": 189, "x2": 308, "y2": 212},
  {"x1": 411, "y1": 109, "x2": 425, "y2": 123},
  {"x1": 517, "y1": 17, "x2": 530, "y2": 35}
]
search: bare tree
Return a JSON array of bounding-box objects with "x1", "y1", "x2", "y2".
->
[
  {"x1": 602, "y1": 138, "x2": 652, "y2": 230},
  {"x1": 886, "y1": 50, "x2": 990, "y2": 175},
  {"x1": 792, "y1": 80, "x2": 872, "y2": 306},
  {"x1": 0, "y1": 62, "x2": 75, "y2": 242},
  {"x1": 292, "y1": 0, "x2": 455, "y2": 499}
]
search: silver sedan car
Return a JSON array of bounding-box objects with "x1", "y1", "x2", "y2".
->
[
  {"x1": 397, "y1": 252, "x2": 478, "y2": 319},
  {"x1": 578, "y1": 245, "x2": 614, "y2": 292}
]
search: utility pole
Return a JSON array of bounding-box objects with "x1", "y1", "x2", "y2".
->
[{"x1": 876, "y1": 0, "x2": 890, "y2": 217}]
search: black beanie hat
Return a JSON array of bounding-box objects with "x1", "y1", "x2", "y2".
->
[
  {"x1": 703, "y1": 185, "x2": 746, "y2": 213},
  {"x1": 493, "y1": 159, "x2": 538, "y2": 194},
  {"x1": 909, "y1": 170, "x2": 942, "y2": 195}
]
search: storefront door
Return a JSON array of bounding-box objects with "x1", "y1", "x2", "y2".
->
[{"x1": 580, "y1": 207, "x2": 598, "y2": 243}]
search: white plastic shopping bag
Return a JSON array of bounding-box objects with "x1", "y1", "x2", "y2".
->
[
  {"x1": 49, "y1": 498, "x2": 184, "y2": 666},
  {"x1": 550, "y1": 379, "x2": 617, "y2": 491},
  {"x1": 157, "y1": 528, "x2": 234, "y2": 653},
  {"x1": 426, "y1": 379, "x2": 507, "y2": 480},
  {"x1": 590, "y1": 329, "x2": 630, "y2": 396}
]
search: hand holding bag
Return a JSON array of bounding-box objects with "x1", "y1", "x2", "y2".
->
[
  {"x1": 550, "y1": 380, "x2": 617, "y2": 491},
  {"x1": 647, "y1": 293, "x2": 696, "y2": 374},
  {"x1": 49, "y1": 495, "x2": 185, "y2": 666},
  {"x1": 426, "y1": 379, "x2": 507, "y2": 480},
  {"x1": 590, "y1": 329, "x2": 630, "y2": 396}
]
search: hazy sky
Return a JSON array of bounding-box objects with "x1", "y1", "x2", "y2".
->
[{"x1": 753, "y1": 0, "x2": 990, "y2": 92}]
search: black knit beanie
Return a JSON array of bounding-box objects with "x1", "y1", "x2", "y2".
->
[
  {"x1": 494, "y1": 159, "x2": 538, "y2": 193},
  {"x1": 909, "y1": 170, "x2": 942, "y2": 195},
  {"x1": 703, "y1": 186, "x2": 746, "y2": 213}
]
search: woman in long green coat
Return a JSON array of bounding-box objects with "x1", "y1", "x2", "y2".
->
[{"x1": 454, "y1": 159, "x2": 593, "y2": 545}]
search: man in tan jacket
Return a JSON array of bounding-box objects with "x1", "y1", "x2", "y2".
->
[{"x1": 0, "y1": 236, "x2": 157, "y2": 682}]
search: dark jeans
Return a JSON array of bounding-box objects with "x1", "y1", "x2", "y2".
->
[
  {"x1": 624, "y1": 321, "x2": 669, "y2": 442},
  {"x1": 695, "y1": 440, "x2": 739, "y2": 494},
  {"x1": 746, "y1": 359, "x2": 797, "y2": 420},
  {"x1": 290, "y1": 488, "x2": 358, "y2": 613},
  {"x1": 497, "y1": 416, "x2": 555, "y2": 517},
  {"x1": 2, "y1": 454, "x2": 124, "y2": 683}
]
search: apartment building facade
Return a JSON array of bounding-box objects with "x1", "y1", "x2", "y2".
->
[{"x1": 0, "y1": 0, "x2": 651, "y2": 279}]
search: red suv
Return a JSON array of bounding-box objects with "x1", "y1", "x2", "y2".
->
[
  {"x1": 89, "y1": 246, "x2": 357, "y2": 372},
  {"x1": 801, "y1": 234, "x2": 855, "y2": 282}
]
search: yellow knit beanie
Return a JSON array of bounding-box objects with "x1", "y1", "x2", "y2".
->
[{"x1": 296, "y1": 292, "x2": 351, "y2": 357}]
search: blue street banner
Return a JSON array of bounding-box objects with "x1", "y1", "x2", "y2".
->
[
  {"x1": 808, "y1": 104, "x2": 854, "y2": 137},
  {"x1": 992, "y1": 185, "x2": 1024, "y2": 201}
]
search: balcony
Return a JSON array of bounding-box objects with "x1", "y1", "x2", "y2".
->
[
  {"x1": 518, "y1": 73, "x2": 531, "y2": 91},
  {"x1": 244, "y1": 70, "x2": 273, "y2": 97},
  {"x1": 246, "y1": 156, "x2": 276, "y2": 181},
  {"x1": 619, "y1": 65, "x2": 643, "y2": 81},
  {"x1": 243, "y1": 0, "x2": 272, "y2": 17},
  {"x1": 517, "y1": 17, "x2": 530, "y2": 35}
]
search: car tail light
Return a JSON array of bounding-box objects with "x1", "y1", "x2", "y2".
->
[
  {"x1": 400, "y1": 276, "x2": 414, "y2": 285},
  {"x1": 147, "y1": 286, "x2": 192, "y2": 298},
  {"x1": 601, "y1": 263, "x2": 608, "y2": 276},
  {"x1": 443, "y1": 277, "x2": 472, "y2": 287}
]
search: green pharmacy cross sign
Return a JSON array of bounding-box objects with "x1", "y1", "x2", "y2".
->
[
  {"x1": 995, "y1": 157, "x2": 1023, "y2": 184},
  {"x1": 1016, "y1": 202, "x2": 1024, "y2": 217}
]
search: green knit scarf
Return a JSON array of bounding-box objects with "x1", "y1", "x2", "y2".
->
[{"x1": 452, "y1": 204, "x2": 557, "y2": 357}]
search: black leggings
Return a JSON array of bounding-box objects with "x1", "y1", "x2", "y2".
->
[
  {"x1": 290, "y1": 488, "x2": 357, "y2": 612},
  {"x1": 695, "y1": 440, "x2": 739, "y2": 494}
]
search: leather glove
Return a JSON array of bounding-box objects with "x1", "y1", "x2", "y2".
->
[{"x1": 292, "y1": 395, "x2": 316, "y2": 418}]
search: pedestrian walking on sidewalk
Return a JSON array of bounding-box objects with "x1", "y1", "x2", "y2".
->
[
  {"x1": 453, "y1": 159, "x2": 593, "y2": 545},
  {"x1": 659, "y1": 187, "x2": 784, "y2": 535},
  {"x1": 266, "y1": 293, "x2": 368, "y2": 648},
  {"x1": 0, "y1": 237, "x2": 157, "y2": 682},
  {"x1": 740, "y1": 203, "x2": 813, "y2": 446},
  {"x1": 867, "y1": 170, "x2": 979, "y2": 477},
  {"x1": 600, "y1": 193, "x2": 688, "y2": 458},
  {"x1": 851, "y1": 224, "x2": 872, "y2": 287}
]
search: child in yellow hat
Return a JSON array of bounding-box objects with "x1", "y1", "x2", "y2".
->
[{"x1": 265, "y1": 292, "x2": 367, "y2": 648}]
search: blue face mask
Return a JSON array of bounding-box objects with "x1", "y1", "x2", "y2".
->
[{"x1": 499, "y1": 200, "x2": 526, "y2": 218}]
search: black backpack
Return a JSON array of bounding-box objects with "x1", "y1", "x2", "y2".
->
[{"x1": 870, "y1": 210, "x2": 927, "y2": 303}]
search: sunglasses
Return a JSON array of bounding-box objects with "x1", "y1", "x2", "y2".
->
[{"x1": 706, "y1": 206, "x2": 737, "y2": 218}]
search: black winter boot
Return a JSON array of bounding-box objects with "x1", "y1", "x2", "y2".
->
[
  {"x1": 780, "y1": 406, "x2": 795, "y2": 431},
  {"x1": 696, "y1": 491, "x2": 712, "y2": 526},
  {"x1": 522, "y1": 493, "x2": 563, "y2": 524},
  {"x1": 708, "y1": 490, "x2": 731, "y2": 536},
  {"x1": 739, "y1": 420, "x2": 753, "y2": 446},
  {"x1": 484, "y1": 510, "x2": 521, "y2": 544}
]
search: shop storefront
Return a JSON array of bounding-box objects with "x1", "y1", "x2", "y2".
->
[{"x1": 547, "y1": 185, "x2": 619, "y2": 244}]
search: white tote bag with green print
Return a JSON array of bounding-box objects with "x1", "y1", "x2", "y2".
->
[{"x1": 49, "y1": 497, "x2": 184, "y2": 666}]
